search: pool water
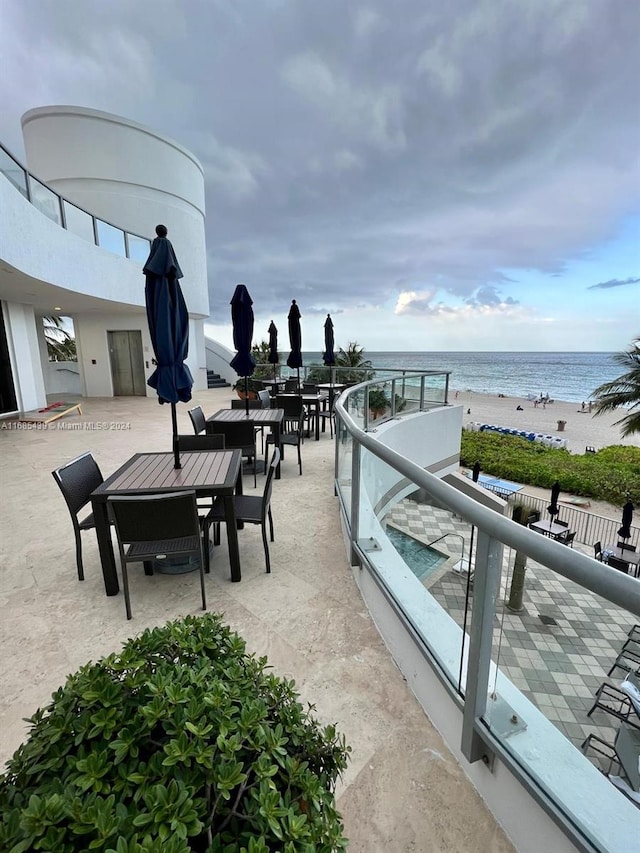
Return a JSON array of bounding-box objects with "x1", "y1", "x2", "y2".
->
[{"x1": 386, "y1": 526, "x2": 448, "y2": 581}]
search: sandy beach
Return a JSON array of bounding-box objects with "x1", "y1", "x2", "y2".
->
[
  {"x1": 452, "y1": 389, "x2": 639, "y2": 522},
  {"x1": 453, "y1": 389, "x2": 639, "y2": 456}
]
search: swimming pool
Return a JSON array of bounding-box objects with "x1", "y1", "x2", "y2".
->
[{"x1": 386, "y1": 526, "x2": 448, "y2": 581}]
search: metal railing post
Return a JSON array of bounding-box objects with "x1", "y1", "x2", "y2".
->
[
  {"x1": 350, "y1": 440, "x2": 362, "y2": 566},
  {"x1": 460, "y1": 528, "x2": 504, "y2": 766}
]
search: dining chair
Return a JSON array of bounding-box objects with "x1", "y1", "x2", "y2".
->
[
  {"x1": 559, "y1": 531, "x2": 575, "y2": 547},
  {"x1": 176, "y1": 433, "x2": 225, "y2": 452},
  {"x1": 618, "y1": 542, "x2": 636, "y2": 552},
  {"x1": 275, "y1": 394, "x2": 305, "y2": 433},
  {"x1": 108, "y1": 490, "x2": 207, "y2": 620},
  {"x1": 608, "y1": 555, "x2": 630, "y2": 574},
  {"x1": 207, "y1": 419, "x2": 258, "y2": 487},
  {"x1": 52, "y1": 452, "x2": 107, "y2": 581},
  {"x1": 205, "y1": 448, "x2": 280, "y2": 574},
  {"x1": 593, "y1": 541, "x2": 603, "y2": 561},
  {"x1": 265, "y1": 410, "x2": 304, "y2": 475},
  {"x1": 317, "y1": 388, "x2": 340, "y2": 438},
  {"x1": 284, "y1": 378, "x2": 299, "y2": 393},
  {"x1": 188, "y1": 405, "x2": 207, "y2": 435}
]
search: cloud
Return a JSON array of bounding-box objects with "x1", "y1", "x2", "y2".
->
[
  {"x1": 1, "y1": 0, "x2": 639, "y2": 349},
  {"x1": 588, "y1": 276, "x2": 640, "y2": 290}
]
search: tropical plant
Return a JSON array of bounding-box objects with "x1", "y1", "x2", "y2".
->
[
  {"x1": 42, "y1": 315, "x2": 76, "y2": 361},
  {"x1": 368, "y1": 387, "x2": 389, "y2": 414},
  {"x1": 460, "y1": 431, "x2": 640, "y2": 506},
  {"x1": 251, "y1": 340, "x2": 277, "y2": 380},
  {"x1": 334, "y1": 342, "x2": 374, "y2": 384},
  {"x1": 591, "y1": 336, "x2": 640, "y2": 437},
  {"x1": 0, "y1": 613, "x2": 350, "y2": 852}
]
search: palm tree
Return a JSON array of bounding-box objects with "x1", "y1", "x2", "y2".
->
[
  {"x1": 335, "y1": 342, "x2": 374, "y2": 384},
  {"x1": 591, "y1": 336, "x2": 640, "y2": 437},
  {"x1": 42, "y1": 316, "x2": 77, "y2": 362}
]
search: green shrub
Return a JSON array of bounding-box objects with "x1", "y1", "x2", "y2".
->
[
  {"x1": 0, "y1": 614, "x2": 350, "y2": 852},
  {"x1": 460, "y1": 431, "x2": 640, "y2": 505}
]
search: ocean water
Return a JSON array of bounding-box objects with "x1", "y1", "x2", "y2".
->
[{"x1": 301, "y1": 351, "x2": 619, "y2": 404}]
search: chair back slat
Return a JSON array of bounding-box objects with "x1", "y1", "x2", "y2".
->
[
  {"x1": 177, "y1": 434, "x2": 225, "y2": 451},
  {"x1": 109, "y1": 491, "x2": 199, "y2": 543},
  {"x1": 52, "y1": 452, "x2": 104, "y2": 515},
  {"x1": 188, "y1": 406, "x2": 207, "y2": 434}
]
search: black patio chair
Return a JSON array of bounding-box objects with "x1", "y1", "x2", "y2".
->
[
  {"x1": 265, "y1": 409, "x2": 303, "y2": 475},
  {"x1": 108, "y1": 490, "x2": 207, "y2": 620},
  {"x1": 608, "y1": 556, "x2": 631, "y2": 574},
  {"x1": 558, "y1": 530, "x2": 575, "y2": 547},
  {"x1": 206, "y1": 419, "x2": 258, "y2": 487},
  {"x1": 317, "y1": 388, "x2": 340, "y2": 438},
  {"x1": 176, "y1": 433, "x2": 225, "y2": 452},
  {"x1": 205, "y1": 448, "x2": 280, "y2": 574},
  {"x1": 284, "y1": 378, "x2": 299, "y2": 393},
  {"x1": 52, "y1": 452, "x2": 108, "y2": 581},
  {"x1": 188, "y1": 405, "x2": 207, "y2": 435},
  {"x1": 275, "y1": 394, "x2": 305, "y2": 433},
  {"x1": 594, "y1": 541, "x2": 603, "y2": 561}
]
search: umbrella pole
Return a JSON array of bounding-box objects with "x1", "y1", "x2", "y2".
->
[
  {"x1": 244, "y1": 376, "x2": 250, "y2": 417},
  {"x1": 171, "y1": 403, "x2": 181, "y2": 469}
]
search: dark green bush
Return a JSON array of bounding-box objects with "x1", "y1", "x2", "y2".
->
[
  {"x1": 0, "y1": 614, "x2": 350, "y2": 852},
  {"x1": 460, "y1": 431, "x2": 640, "y2": 506}
]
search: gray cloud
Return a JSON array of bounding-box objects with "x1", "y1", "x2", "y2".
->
[
  {"x1": 1, "y1": 0, "x2": 639, "y2": 340},
  {"x1": 588, "y1": 277, "x2": 640, "y2": 290}
]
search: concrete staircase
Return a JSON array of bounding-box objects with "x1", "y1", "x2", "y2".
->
[{"x1": 207, "y1": 370, "x2": 231, "y2": 389}]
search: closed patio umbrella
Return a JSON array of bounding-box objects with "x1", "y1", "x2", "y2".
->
[
  {"x1": 323, "y1": 313, "x2": 335, "y2": 384},
  {"x1": 618, "y1": 500, "x2": 634, "y2": 546},
  {"x1": 286, "y1": 299, "x2": 303, "y2": 387},
  {"x1": 230, "y1": 284, "x2": 256, "y2": 416},
  {"x1": 268, "y1": 320, "x2": 279, "y2": 379},
  {"x1": 144, "y1": 224, "x2": 193, "y2": 469},
  {"x1": 547, "y1": 481, "x2": 560, "y2": 523}
]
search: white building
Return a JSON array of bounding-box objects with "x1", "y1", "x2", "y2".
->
[{"x1": 0, "y1": 105, "x2": 209, "y2": 416}]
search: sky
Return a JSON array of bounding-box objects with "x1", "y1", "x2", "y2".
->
[{"x1": 1, "y1": 0, "x2": 639, "y2": 352}]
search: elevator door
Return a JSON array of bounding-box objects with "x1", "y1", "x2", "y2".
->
[{"x1": 107, "y1": 331, "x2": 146, "y2": 396}]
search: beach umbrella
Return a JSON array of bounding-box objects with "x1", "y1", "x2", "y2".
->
[
  {"x1": 268, "y1": 321, "x2": 279, "y2": 379},
  {"x1": 472, "y1": 461, "x2": 481, "y2": 483},
  {"x1": 323, "y1": 313, "x2": 336, "y2": 385},
  {"x1": 230, "y1": 284, "x2": 256, "y2": 416},
  {"x1": 547, "y1": 481, "x2": 560, "y2": 523},
  {"x1": 286, "y1": 299, "x2": 303, "y2": 387},
  {"x1": 618, "y1": 500, "x2": 634, "y2": 545},
  {"x1": 144, "y1": 224, "x2": 193, "y2": 469}
]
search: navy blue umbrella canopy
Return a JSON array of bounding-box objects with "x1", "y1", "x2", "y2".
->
[
  {"x1": 323, "y1": 314, "x2": 335, "y2": 366},
  {"x1": 230, "y1": 284, "x2": 256, "y2": 415},
  {"x1": 618, "y1": 500, "x2": 634, "y2": 543},
  {"x1": 547, "y1": 481, "x2": 561, "y2": 521},
  {"x1": 268, "y1": 321, "x2": 279, "y2": 378},
  {"x1": 144, "y1": 225, "x2": 194, "y2": 468},
  {"x1": 286, "y1": 300, "x2": 303, "y2": 385}
]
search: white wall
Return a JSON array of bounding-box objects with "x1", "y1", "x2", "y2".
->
[
  {"x1": 3, "y1": 302, "x2": 46, "y2": 411},
  {"x1": 21, "y1": 106, "x2": 209, "y2": 317},
  {"x1": 45, "y1": 362, "x2": 82, "y2": 395},
  {"x1": 205, "y1": 337, "x2": 234, "y2": 383}
]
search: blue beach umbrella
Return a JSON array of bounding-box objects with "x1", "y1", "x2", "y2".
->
[
  {"x1": 144, "y1": 224, "x2": 193, "y2": 469},
  {"x1": 268, "y1": 320, "x2": 279, "y2": 379},
  {"x1": 230, "y1": 284, "x2": 256, "y2": 416},
  {"x1": 286, "y1": 299, "x2": 303, "y2": 386}
]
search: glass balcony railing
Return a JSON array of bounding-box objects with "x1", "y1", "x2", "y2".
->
[
  {"x1": 334, "y1": 376, "x2": 640, "y2": 853},
  {"x1": 0, "y1": 141, "x2": 150, "y2": 262}
]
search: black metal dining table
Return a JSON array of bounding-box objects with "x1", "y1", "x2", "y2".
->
[
  {"x1": 91, "y1": 449, "x2": 243, "y2": 594},
  {"x1": 206, "y1": 407, "x2": 285, "y2": 477},
  {"x1": 604, "y1": 544, "x2": 640, "y2": 575},
  {"x1": 529, "y1": 519, "x2": 571, "y2": 540}
]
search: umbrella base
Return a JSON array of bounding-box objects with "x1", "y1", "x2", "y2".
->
[
  {"x1": 154, "y1": 555, "x2": 200, "y2": 574},
  {"x1": 244, "y1": 458, "x2": 265, "y2": 476}
]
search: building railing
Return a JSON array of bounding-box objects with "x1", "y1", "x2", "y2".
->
[
  {"x1": 0, "y1": 141, "x2": 150, "y2": 263},
  {"x1": 334, "y1": 375, "x2": 640, "y2": 853}
]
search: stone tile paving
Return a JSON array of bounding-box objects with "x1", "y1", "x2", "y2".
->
[{"x1": 384, "y1": 496, "x2": 637, "y2": 763}]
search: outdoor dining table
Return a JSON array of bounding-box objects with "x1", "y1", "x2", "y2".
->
[
  {"x1": 91, "y1": 449, "x2": 243, "y2": 595},
  {"x1": 529, "y1": 519, "x2": 572, "y2": 540},
  {"x1": 206, "y1": 407, "x2": 285, "y2": 478}
]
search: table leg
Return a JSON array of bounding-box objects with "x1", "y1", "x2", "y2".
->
[
  {"x1": 272, "y1": 422, "x2": 282, "y2": 478},
  {"x1": 224, "y1": 495, "x2": 241, "y2": 582},
  {"x1": 314, "y1": 403, "x2": 319, "y2": 441},
  {"x1": 92, "y1": 499, "x2": 119, "y2": 596}
]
